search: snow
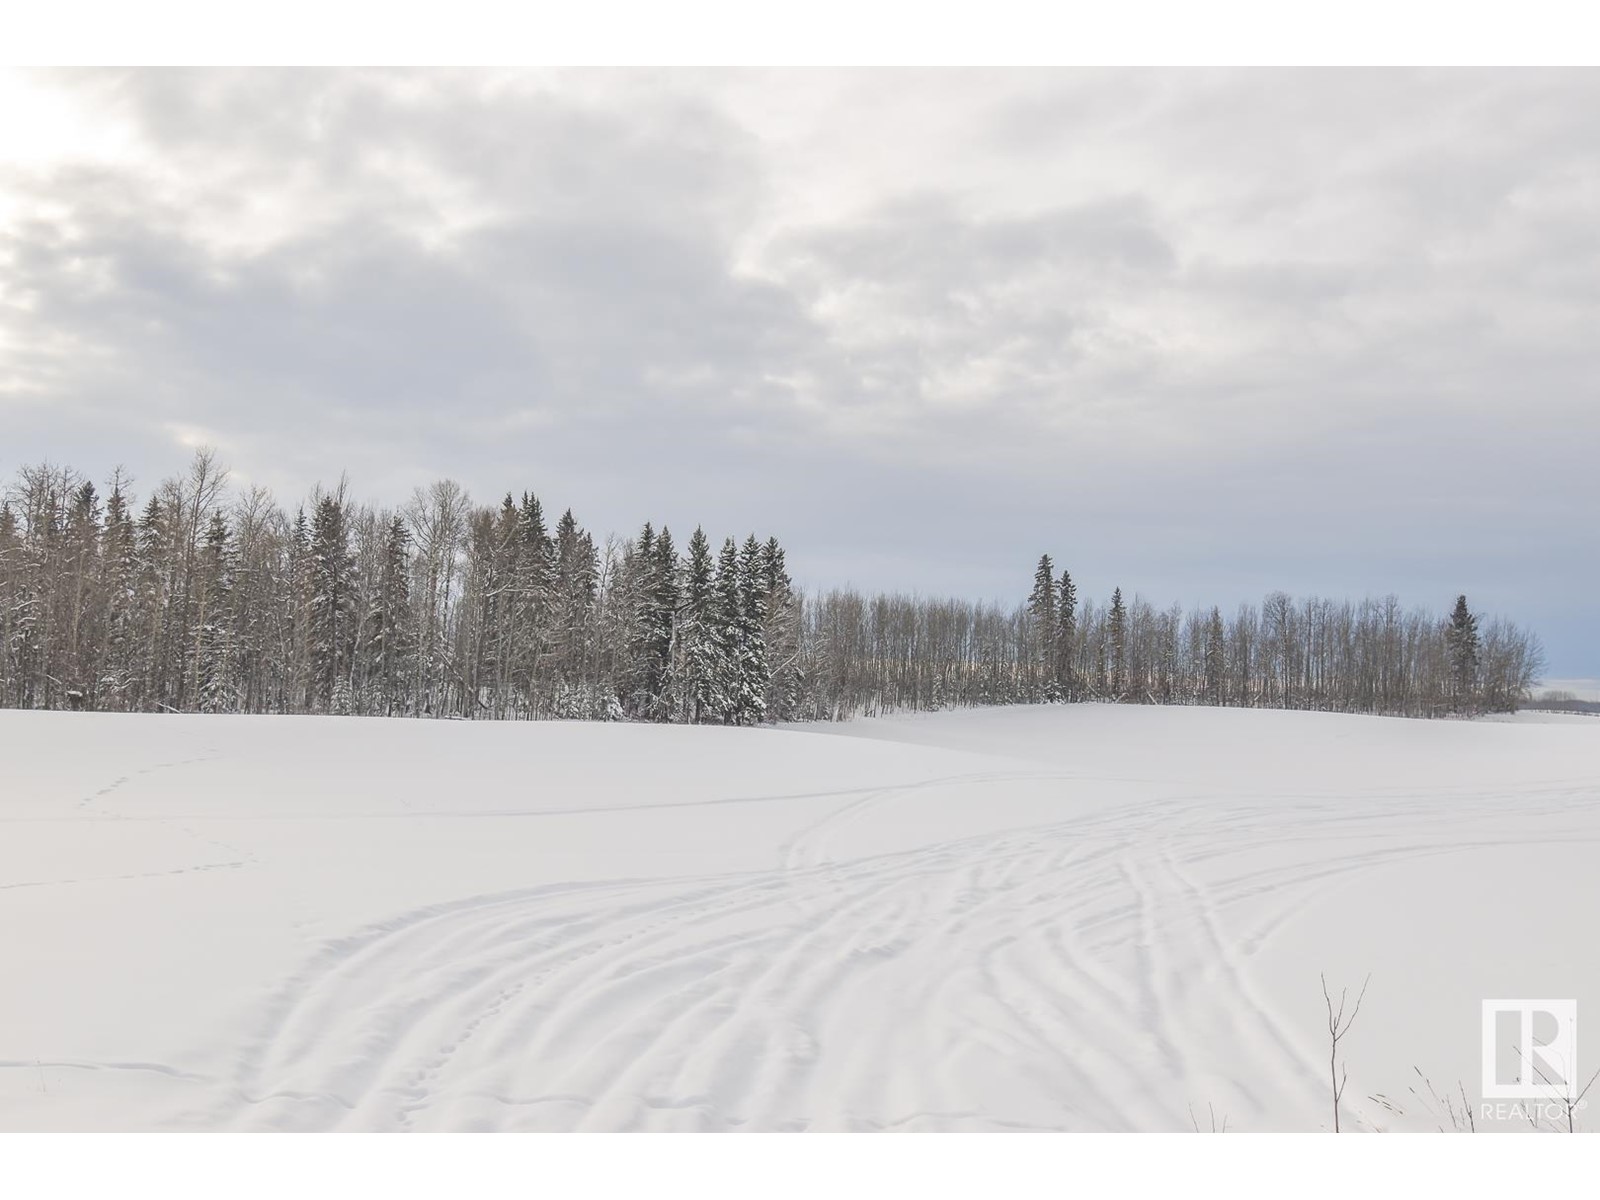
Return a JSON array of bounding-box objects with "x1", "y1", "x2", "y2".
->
[{"x1": 2, "y1": 704, "x2": 1598, "y2": 1132}]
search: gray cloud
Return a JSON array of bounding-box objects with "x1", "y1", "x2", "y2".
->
[{"x1": 1, "y1": 67, "x2": 1596, "y2": 673}]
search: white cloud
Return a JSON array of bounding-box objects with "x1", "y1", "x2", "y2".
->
[{"x1": 1, "y1": 67, "x2": 1597, "y2": 672}]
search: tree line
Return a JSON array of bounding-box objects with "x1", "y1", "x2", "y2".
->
[{"x1": 0, "y1": 455, "x2": 1542, "y2": 723}]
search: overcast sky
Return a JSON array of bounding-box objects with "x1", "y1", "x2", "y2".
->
[{"x1": 1, "y1": 67, "x2": 1595, "y2": 674}]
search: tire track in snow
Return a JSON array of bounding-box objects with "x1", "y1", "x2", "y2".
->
[
  {"x1": 194, "y1": 784, "x2": 1158, "y2": 1128},
  {"x1": 158, "y1": 767, "x2": 1600, "y2": 1132}
]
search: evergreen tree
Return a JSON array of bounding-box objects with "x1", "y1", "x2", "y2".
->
[
  {"x1": 286, "y1": 507, "x2": 314, "y2": 711},
  {"x1": 197, "y1": 513, "x2": 237, "y2": 712},
  {"x1": 134, "y1": 496, "x2": 171, "y2": 711},
  {"x1": 308, "y1": 495, "x2": 356, "y2": 712},
  {"x1": 99, "y1": 481, "x2": 139, "y2": 709},
  {"x1": 60, "y1": 480, "x2": 104, "y2": 702},
  {"x1": 643, "y1": 526, "x2": 680, "y2": 721},
  {"x1": 1028, "y1": 554, "x2": 1057, "y2": 699},
  {"x1": 1108, "y1": 587, "x2": 1128, "y2": 700},
  {"x1": 736, "y1": 535, "x2": 772, "y2": 725},
  {"x1": 513, "y1": 492, "x2": 551, "y2": 708},
  {"x1": 620, "y1": 522, "x2": 660, "y2": 719},
  {"x1": 1028, "y1": 555, "x2": 1057, "y2": 624},
  {"x1": 548, "y1": 510, "x2": 601, "y2": 716},
  {"x1": 366, "y1": 515, "x2": 416, "y2": 716},
  {"x1": 1055, "y1": 569, "x2": 1077, "y2": 700},
  {"x1": 0, "y1": 502, "x2": 17, "y2": 707},
  {"x1": 484, "y1": 495, "x2": 524, "y2": 713},
  {"x1": 679, "y1": 527, "x2": 719, "y2": 723},
  {"x1": 710, "y1": 537, "x2": 745, "y2": 723},
  {"x1": 1445, "y1": 594, "x2": 1481, "y2": 713},
  {"x1": 551, "y1": 509, "x2": 582, "y2": 689}
]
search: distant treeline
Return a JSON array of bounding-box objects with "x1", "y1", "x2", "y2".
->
[
  {"x1": 0, "y1": 454, "x2": 1543, "y2": 723},
  {"x1": 1522, "y1": 697, "x2": 1600, "y2": 716}
]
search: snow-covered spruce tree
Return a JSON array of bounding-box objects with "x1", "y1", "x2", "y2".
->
[
  {"x1": 134, "y1": 495, "x2": 172, "y2": 712},
  {"x1": 678, "y1": 527, "x2": 719, "y2": 724},
  {"x1": 0, "y1": 495, "x2": 42, "y2": 709},
  {"x1": 513, "y1": 493, "x2": 551, "y2": 714},
  {"x1": 707, "y1": 537, "x2": 746, "y2": 723},
  {"x1": 643, "y1": 526, "x2": 680, "y2": 722},
  {"x1": 343, "y1": 508, "x2": 383, "y2": 713},
  {"x1": 8, "y1": 466, "x2": 68, "y2": 710},
  {"x1": 1108, "y1": 587, "x2": 1127, "y2": 700},
  {"x1": 549, "y1": 508, "x2": 584, "y2": 707},
  {"x1": 196, "y1": 513, "x2": 238, "y2": 713},
  {"x1": 285, "y1": 507, "x2": 314, "y2": 712},
  {"x1": 308, "y1": 493, "x2": 357, "y2": 713},
  {"x1": 735, "y1": 535, "x2": 772, "y2": 726},
  {"x1": 97, "y1": 479, "x2": 140, "y2": 711},
  {"x1": 1027, "y1": 554, "x2": 1057, "y2": 700},
  {"x1": 1055, "y1": 569, "x2": 1077, "y2": 701},
  {"x1": 619, "y1": 522, "x2": 660, "y2": 720},
  {"x1": 574, "y1": 534, "x2": 612, "y2": 717},
  {"x1": 549, "y1": 511, "x2": 606, "y2": 719},
  {"x1": 361, "y1": 514, "x2": 416, "y2": 717},
  {"x1": 59, "y1": 480, "x2": 105, "y2": 707},
  {"x1": 0, "y1": 502, "x2": 18, "y2": 708}
]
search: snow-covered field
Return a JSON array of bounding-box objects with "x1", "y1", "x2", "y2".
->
[{"x1": 2, "y1": 705, "x2": 1597, "y2": 1132}]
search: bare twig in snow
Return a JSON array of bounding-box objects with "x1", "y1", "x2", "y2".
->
[{"x1": 1321, "y1": 972, "x2": 1370, "y2": 1133}]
